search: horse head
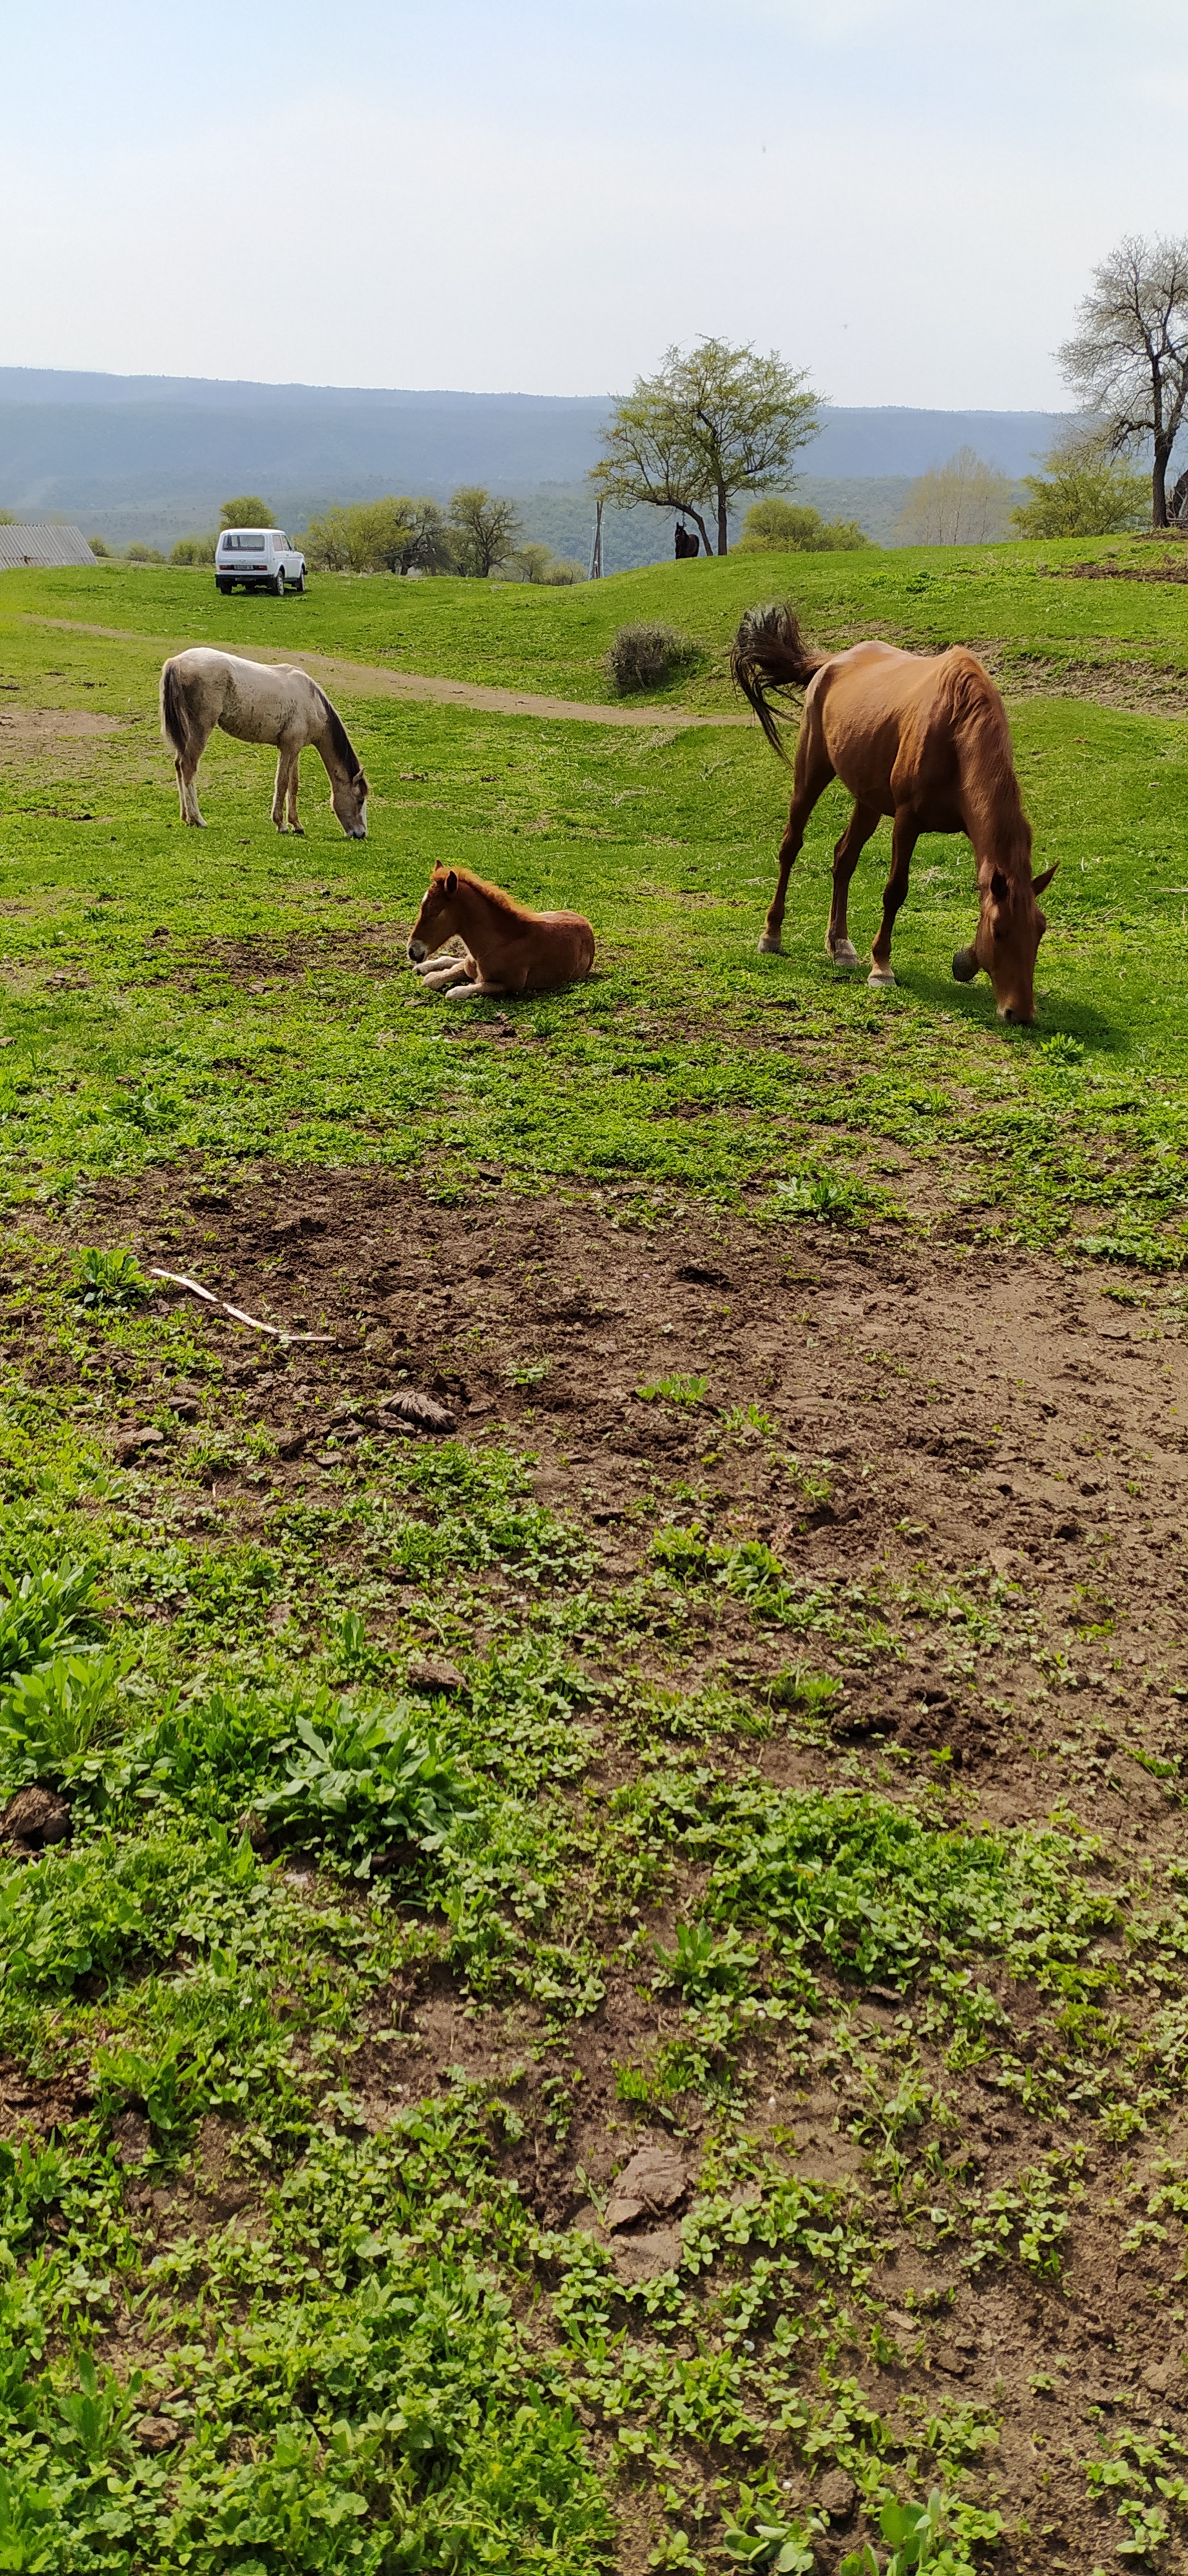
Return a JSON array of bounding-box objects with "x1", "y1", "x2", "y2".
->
[
  {"x1": 407, "y1": 866, "x2": 459, "y2": 963},
  {"x1": 953, "y1": 861, "x2": 1057, "y2": 1024},
  {"x1": 331, "y1": 766, "x2": 369, "y2": 839}
]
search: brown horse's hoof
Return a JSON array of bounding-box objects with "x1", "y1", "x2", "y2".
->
[
  {"x1": 867, "y1": 965, "x2": 895, "y2": 989},
  {"x1": 828, "y1": 939, "x2": 860, "y2": 969},
  {"x1": 757, "y1": 933, "x2": 783, "y2": 955}
]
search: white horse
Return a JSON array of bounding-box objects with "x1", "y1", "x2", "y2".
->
[{"x1": 159, "y1": 649, "x2": 369, "y2": 836}]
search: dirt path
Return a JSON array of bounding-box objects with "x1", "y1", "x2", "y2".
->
[{"x1": 17, "y1": 615, "x2": 750, "y2": 729}]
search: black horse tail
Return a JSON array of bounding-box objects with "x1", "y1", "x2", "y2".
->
[
  {"x1": 160, "y1": 659, "x2": 189, "y2": 759},
  {"x1": 729, "y1": 601, "x2": 830, "y2": 760}
]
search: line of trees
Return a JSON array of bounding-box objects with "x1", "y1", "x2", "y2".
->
[{"x1": 301, "y1": 489, "x2": 585, "y2": 582}]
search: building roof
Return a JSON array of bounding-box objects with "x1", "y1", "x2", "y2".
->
[{"x1": 0, "y1": 523, "x2": 96, "y2": 569}]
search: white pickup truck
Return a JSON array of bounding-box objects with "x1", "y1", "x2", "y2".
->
[{"x1": 215, "y1": 529, "x2": 307, "y2": 596}]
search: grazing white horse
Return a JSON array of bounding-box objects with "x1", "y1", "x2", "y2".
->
[{"x1": 159, "y1": 649, "x2": 369, "y2": 836}]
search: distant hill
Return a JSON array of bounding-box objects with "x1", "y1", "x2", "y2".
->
[{"x1": 0, "y1": 367, "x2": 1068, "y2": 564}]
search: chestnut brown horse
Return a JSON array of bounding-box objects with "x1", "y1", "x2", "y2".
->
[
  {"x1": 407, "y1": 865, "x2": 595, "y2": 999},
  {"x1": 730, "y1": 605, "x2": 1056, "y2": 1023}
]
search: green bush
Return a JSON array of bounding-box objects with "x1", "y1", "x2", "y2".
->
[
  {"x1": 124, "y1": 542, "x2": 165, "y2": 565},
  {"x1": 169, "y1": 531, "x2": 217, "y2": 565},
  {"x1": 0, "y1": 1562, "x2": 99, "y2": 1687},
  {"x1": 736, "y1": 495, "x2": 871, "y2": 552},
  {"x1": 606, "y1": 621, "x2": 700, "y2": 692},
  {"x1": 1011, "y1": 453, "x2": 1148, "y2": 537}
]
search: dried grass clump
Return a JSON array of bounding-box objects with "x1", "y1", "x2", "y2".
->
[{"x1": 606, "y1": 621, "x2": 699, "y2": 694}]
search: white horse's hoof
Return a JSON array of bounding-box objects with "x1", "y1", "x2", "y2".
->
[
  {"x1": 867, "y1": 967, "x2": 896, "y2": 989},
  {"x1": 758, "y1": 934, "x2": 783, "y2": 956}
]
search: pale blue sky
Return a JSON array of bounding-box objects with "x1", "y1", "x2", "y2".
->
[{"x1": 3, "y1": 0, "x2": 1183, "y2": 405}]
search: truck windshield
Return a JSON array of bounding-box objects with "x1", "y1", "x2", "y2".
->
[{"x1": 222, "y1": 533, "x2": 266, "y2": 550}]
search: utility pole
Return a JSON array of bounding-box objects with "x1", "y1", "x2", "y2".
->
[{"x1": 589, "y1": 497, "x2": 604, "y2": 580}]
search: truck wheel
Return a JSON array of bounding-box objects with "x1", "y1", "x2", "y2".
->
[
  {"x1": 294, "y1": 570, "x2": 305, "y2": 593},
  {"x1": 216, "y1": 578, "x2": 232, "y2": 594},
  {"x1": 272, "y1": 568, "x2": 285, "y2": 596}
]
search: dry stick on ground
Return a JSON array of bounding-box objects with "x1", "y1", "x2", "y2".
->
[{"x1": 148, "y1": 1267, "x2": 334, "y2": 1343}]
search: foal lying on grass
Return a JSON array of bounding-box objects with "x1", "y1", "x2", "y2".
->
[{"x1": 407, "y1": 866, "x2": 596, "y2": 999}]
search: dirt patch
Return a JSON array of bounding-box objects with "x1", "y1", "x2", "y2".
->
[
  {"x1": 17, "y1": 1170, "x2": 1188, "y2": 2569},
  {"x1": 39, "y1": 1162, "x2": 1188, "y2": 1785},
  {"x1": 0, "y1": 705, "x2": 125, "y2": 765}
]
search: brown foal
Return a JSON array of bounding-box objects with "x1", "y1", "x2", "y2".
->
[
  {"x1": 407, "y1": 865, "x2": 596, "y2": 999},
  {"x1": 731, "y1": 605, "x2": 1055, "y2": 1023}
]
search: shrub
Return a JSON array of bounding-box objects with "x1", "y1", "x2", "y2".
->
[
  {"x1": 736, "y1": 497, "x2": 870, "y2": 553},
  {"x1": 169, "y1": 532, "x2": 216, "y2": 565},
  {"x1": 606, "y1": 621, "x2": 699, "y2": 692},
  {"x1": 1011, "y1": 448, "x2": 1148, "y2": 537},
  {"x1": 86, "y1": 532, "x2": 111, "y2": 557},
  {"x1": 0, "y1": 1650, "x2": 129, "y2": 1783},
  {"x1": 124, "y1": 542, "x2": 164, "y2": 565}
]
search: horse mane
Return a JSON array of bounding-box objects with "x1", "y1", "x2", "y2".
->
[
  {"x1": 937, "y1": 650, "x2": 1031, "y2": 877},
  {"x1": 314, "y1": 686, "x2": 362, "y2": 779},
  {"x1": 436, "y1": 866, "x2": 535, "y2": 920}
]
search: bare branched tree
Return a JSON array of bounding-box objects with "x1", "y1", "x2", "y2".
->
[
  {"x1": 1059, "y1": 236, "x2": 1188, "y2": 529},
  {"x1": 592, "y1": 339, "x2": 820, "y2": 557},
  {"x1": 894, "y1": 447, "x2": 1012, "y2": 547}
]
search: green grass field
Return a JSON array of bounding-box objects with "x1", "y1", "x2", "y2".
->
[{"x1": 2, "y1": 546, "x2": 1188, "y2": 2576}]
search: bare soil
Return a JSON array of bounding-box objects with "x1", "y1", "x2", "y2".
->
[{"x1": 19, "y1": 1166, "x2": 1188, "y2": 2570}]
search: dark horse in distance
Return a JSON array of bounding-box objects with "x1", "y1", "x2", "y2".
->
[{"x1": 731, "y1": 604, "x2": 1056, "y2": 1024}]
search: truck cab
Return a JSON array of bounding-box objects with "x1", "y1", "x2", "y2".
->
[{"x1": 215, "y1": 529, "x2": 307, "y2": 596}]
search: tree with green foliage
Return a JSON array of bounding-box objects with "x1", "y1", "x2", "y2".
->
[
  {"x1": 1059, "y1": 235, "x2": 1188, "y2": 529},
  {"x1": 1010, "y1": 431, "x2": 1148, "y2": 538},
  {"x1": 86, "y1": 532, "x2": 111, "y2": 556},
  {"x1": 592, "y1": 337, "x2": 820, "y2": 557},
  {"x1": 219, "y1": 495, "x2": 273, "y2": 529},
  {"x1": 302, "y1": 495, "x2": 454, "y2": 575},
  {"x1": 447, "y1": 486, "x2": 523, "y2": 578},
  {"x1": 736, "y1": 496, "x2": 870, "y2": 553}
]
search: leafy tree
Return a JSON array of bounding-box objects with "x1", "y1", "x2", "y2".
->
[
  {"x1": 169, "y1": 533, "x2": 217, "y2": 565},
  {"x1": 302, "y1": 495, "x2": 454, "y2": 574},
  {"x1": 894, "y1": 446, "x2": 1011, "y2": 546},
  {"x1": 218, "y1": 495, "x2": 273, "y2": 529},
  {"x1": 592, "y1": 337, "x2": 820, "y2": 557},
  {"x1": 448, "y1": 486, "x2": 523, "y2": 577},
  {"x1": 125, "y1": 542, "x2": 165, "y2": 564},
  {"x1": 1059, "y1": 236, "x2": 1188, "y2": 529},
  {"x1": 1010, "y1": 431, "x2": 1148, "y2": 538},
  {"x1": 86, "y1": 532, "x2": 111, "y2": 556},
  {"x1": 736, "y1": 497, "x2": 870, "y2": 553}
]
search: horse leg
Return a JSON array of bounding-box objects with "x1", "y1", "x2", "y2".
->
[
  {"x1": 827, "y1": 801, "x2": 881, "y2": 967},
  {"x1": 868, "y1": 809, "x2": 921, "y2": 989},
  {"x1": 177, "y1": 724, "x2": 212, "y2": 827},
  {"x1": 760, "y1": 714, "x2": 834, "y2": 955},
  {"x1": 419, "y1": 954, "x2": 479, "y2": 990}
]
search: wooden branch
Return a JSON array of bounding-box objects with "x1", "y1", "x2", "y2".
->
[{"x1": 148, "y1": 1269, "x2": 334, "y2": 1344}]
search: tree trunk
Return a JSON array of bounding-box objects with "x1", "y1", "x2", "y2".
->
[
  {"x1": 687, "y1": 507, "x2": 714, "y2": 558},
  {"x1": 717, "y1": 484, "x2": 729, "y2": 555},
  {"x1": 1153, "y1": 440, "x2": 1172, "y2": 529}
]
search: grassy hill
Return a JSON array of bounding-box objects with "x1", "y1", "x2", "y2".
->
[{"x1": 1, "y1": 542, "x2": 1187, "y2": 2576}]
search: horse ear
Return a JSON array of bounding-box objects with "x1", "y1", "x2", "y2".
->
[
  {"x1": 1031, "y1": 862, "x2": 1058, "y2": 895},
  {"x1": 445, "y1": 869, "x2": 458, "y2": 896},
  {"x1": 990, "y1": 867, "x2": 1010, "y2": 905}
]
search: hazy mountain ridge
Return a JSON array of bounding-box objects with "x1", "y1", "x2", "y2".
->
[{"x1": 0, "y1": 368, "x2": 1066, "y2": 561}]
